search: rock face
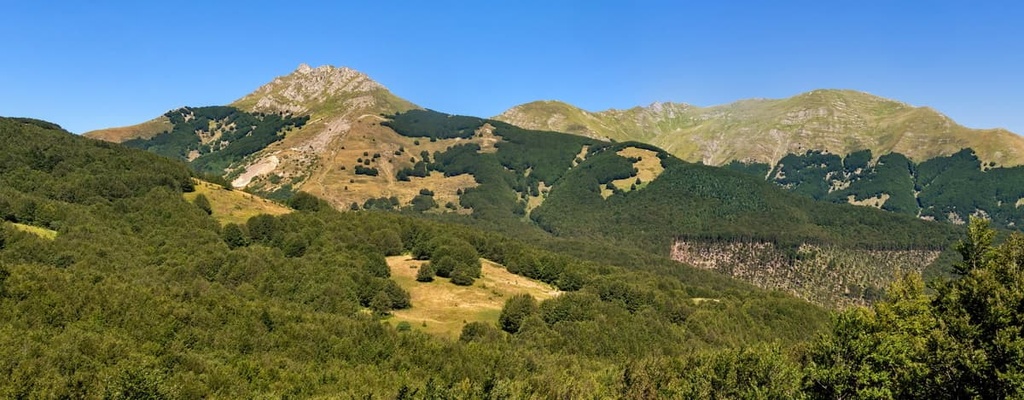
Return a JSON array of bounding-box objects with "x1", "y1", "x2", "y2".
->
[
  {"x1": 671, "y1": 239, "x2": 941, "y2": 307},
  {"x1": 495, "y1": 90, "x2": 1024, "y2": 167},
  {"x1": 232, "y1": 64, "x2": 397, "y2": 115}
]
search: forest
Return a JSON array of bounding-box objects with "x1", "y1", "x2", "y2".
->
[
  {"x1": 728, "y1": 149, "x2": 1024, "y2": 229},
  {"x1": 2, "y1": 116, "x2": 1021, "y2": 398},
  {"x1": 122, "y1": 106, "x2": 309, "y2": 176}
]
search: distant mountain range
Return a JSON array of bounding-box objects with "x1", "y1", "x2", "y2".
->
[{"x1": 494, "y1": 90, "x2": 1024, "y2": 167}]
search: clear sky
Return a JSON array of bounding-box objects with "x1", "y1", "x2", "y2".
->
[{"x1": 2, "y1": 1, "x2": 1022, "y2": 134}]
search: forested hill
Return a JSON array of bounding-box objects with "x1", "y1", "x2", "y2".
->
[
  {"x1": 2, "y1": 116, "x2": 1021, "y2": 397},
  {"x1": 726, "y1": 148, "x2": 1024, "y2": 230},
  {"x1": 0, "y1": 116, "x2": 832, "y2": 397}
]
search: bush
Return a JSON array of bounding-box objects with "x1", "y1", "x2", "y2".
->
[{"x1": 416, "y1": 263, "x2": 435, "y2": 282}]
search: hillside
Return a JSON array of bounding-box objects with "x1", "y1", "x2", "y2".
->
[
  {"x1": 725, "y1": 149, "x2": 1024, "y2": 230},
  {"x1": 495, "y1": 90, "x2": 1024, "y2": 166},
  {"x1": 0, "y1": 116, "x2": 841, "y2": 398}
]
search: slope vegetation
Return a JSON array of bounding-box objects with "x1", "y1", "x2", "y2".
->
[
  {"x1": 0, "y1": 116, "x2": 835, "y2": 398},
  {"x1": 727, "y1": 148, "x2": 1024, "y2": 230}
]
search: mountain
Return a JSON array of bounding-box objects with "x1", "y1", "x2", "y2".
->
[
  {"x1": 494, "y1": 89, "x2": 1024, "y2": 167},
  {"x1": 83, "y1": 66, "x2": 970, "y2": 306},
  {"x1": 86, "y1": 64, "x2": 418, "y2": 200}
]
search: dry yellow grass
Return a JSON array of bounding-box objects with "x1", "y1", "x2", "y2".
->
[
  {"x1": 601, "y1": 147, "x2": 665, "y2": 199},
  {"x1": 386, "y1": 256, "x2": 560, "y2": 338},
  {"x1": 82, "y1": 116, "x2": 173, "y2": 142},
  {"x1": 183, "y1": 180, "x2": 291, "y2": 225},
  {"x1": 7, "y1": 222, "x2": 57, "y2": 240},
  {"x1": 299, "y1": 115, "x2": 483, "y2": 212}
]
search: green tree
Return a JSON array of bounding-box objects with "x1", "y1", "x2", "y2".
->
[
  {"x1": 370, "y1": 291, "x2": 393, "y2": 316},
  {"x1": 193, "y1": 194, "x2": 212, "y2": 215},
  {"x1": 372, "y1": 229, "x2": 404, "y2": 256},
  {"x1": 450, "y1": 266, "x2": 474, "y2": 286},
  {"x1": 416, "y1": 263, "x2": 435, "y2": 282},
  {"x1": 287, "y1": 191, "x2": 326, "y2": 212},
  {"x1": 221, "y1": 223, "x2": 248, "y2": 249},
  {"x1": 499, "y1": 294, "x2": 537, "y2": 333}
]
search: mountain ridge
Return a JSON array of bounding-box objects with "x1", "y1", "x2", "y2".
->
[{"x1": 495, "y1": 89, "x2": 1024, "y2": 167}]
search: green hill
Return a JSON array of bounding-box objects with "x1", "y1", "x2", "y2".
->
[
  {"x1": 495, "y1": 90, "x2": 1024, "y2": 167},
  {"x1": 0, "y1": 116, "x2": 833, "y2": 397}
]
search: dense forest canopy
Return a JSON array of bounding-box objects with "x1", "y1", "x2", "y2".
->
[{"x1": 728, "y1": 148, "x2": 1024, "y2": 229}]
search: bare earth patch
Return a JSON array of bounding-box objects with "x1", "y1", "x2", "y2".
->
[
  {"x1": 386, "y1": 256, "x2": 560, "y2": 337},
  {"x1": 232, "y1": 155, "x2": 280, "y2": 188}
]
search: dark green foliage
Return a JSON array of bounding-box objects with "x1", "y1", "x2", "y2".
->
[
  {"x1": 459, "y1": 321, "x2": 500, "y2": 343},
  {"x1": 726, "y1": 160, "x2": 782, "y2": 180},
  {"x1": 450, "y1": 265, "x2": 475, "y2": 286},
  {"x1": 221, "y1": 223, "x2": 248, "y2": 249},
  {"x1": 354, "y1": 165, "x2": 379, "y2": 176},
  {"x1": 372, "y1": 229, "x2": 403, "y2": 256},
  {"x1": 362, "y1": 252, "x2": 391, "y2": 278},
  {"x1": 532, "y1": 143, "x2": 959, "y2": 254},
  {"x1": 123, "y1": 106, "x2": 308, "y2": 175},
  {"x1": 246, "y1": 214, "x2": 280, "y2": 245},
  {"x1": 736, "y1": 148, "x2": 1024, "y2": 230},
  {"x1": 771, "y1": 150, "x2": 843, "y2": 200},
  {"x1": 499, "y1": 294, "x2": 537, "y2": 333},
  {"x1": 382, "y1": 109, "x2": 483, "y2": 139},
  {"x1": 370, "y1": 291, "x2": 393, "y2": 315},
  {"x1": 192, "y1": 193, "x2": 212, "y2": 215},
  {"x1": 410, "y1": 194, "x2": 437, "y2": 212},
  {"x1": 415, "y1": 263, "x2": 435, "y2": 282},
  {"x1": 362, "y1": 196, "x2": 399, "y2": 210},
  {"x1": 287, "y1": 191, "x2": 328, "y2": 212}
]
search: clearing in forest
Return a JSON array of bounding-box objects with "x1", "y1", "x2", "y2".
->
[
  {"x1": 7, "y1": 222, "x2": 57, "y2": 240},
  {"x1": 601, "y1": 147, "x2": 665, "y2": 198},
  {"x1": 183, "y1": 180, "x2": 291, "y2": 225},
  {"x1": 386, "y1": 255, "x2": 560, "y2": 337}
]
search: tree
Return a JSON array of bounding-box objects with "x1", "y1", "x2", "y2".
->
[
  {"x1": 288, "y1": 191, "x2": 326, "y2": 212},
  {"x1": 370, "y1": 291, "x2": 393, "y2": 316},
  {"x1": 221, "y1": 223, "x2": 248, "y2": 249},
  {"x1": 499, "y1": 294, "x2": 537, "y2": 333},
  {"x1": 459, "y1": 321, "x2": 499, "y2": 343},
  {"x1": 362, "y1": 253, "x2": 390, "y2": 278},
  {"x1": 450, "y1": 266, "x2": 474, "y2": 286},
  {"x1": 372, "y1": 229, "x2": 403, "y2": 256},
  {"x1": 193, "y1": 194, "x2": 212, "y2": 215},
  {"x1": 416, "y1": 263, "x2": 435, "y2": 282}
]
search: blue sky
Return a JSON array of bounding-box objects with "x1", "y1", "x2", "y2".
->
[{"x1": 2, "y1": 1, "x2": 1022, "y2": 134}]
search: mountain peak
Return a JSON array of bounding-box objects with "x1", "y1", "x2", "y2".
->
[{"x1": 231, "y1": 64, "x2": 399, "y2": 115}]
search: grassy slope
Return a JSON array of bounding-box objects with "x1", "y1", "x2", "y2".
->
[
  {"x1": 182, "y1": 180, "x2": 291, "y2": 225},
  {"x1": 7, "y1": 222, "x2": 57, "y2": 240},
  {"x1": 82, "y1": 116, "x2": 172, "y2": 142},
  {"x1": 495, "y1": 90, "x2": 1024, "y2": 167},
  {"x1": 386, "y1": 256, "x2": 560, "y2": 337}
]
